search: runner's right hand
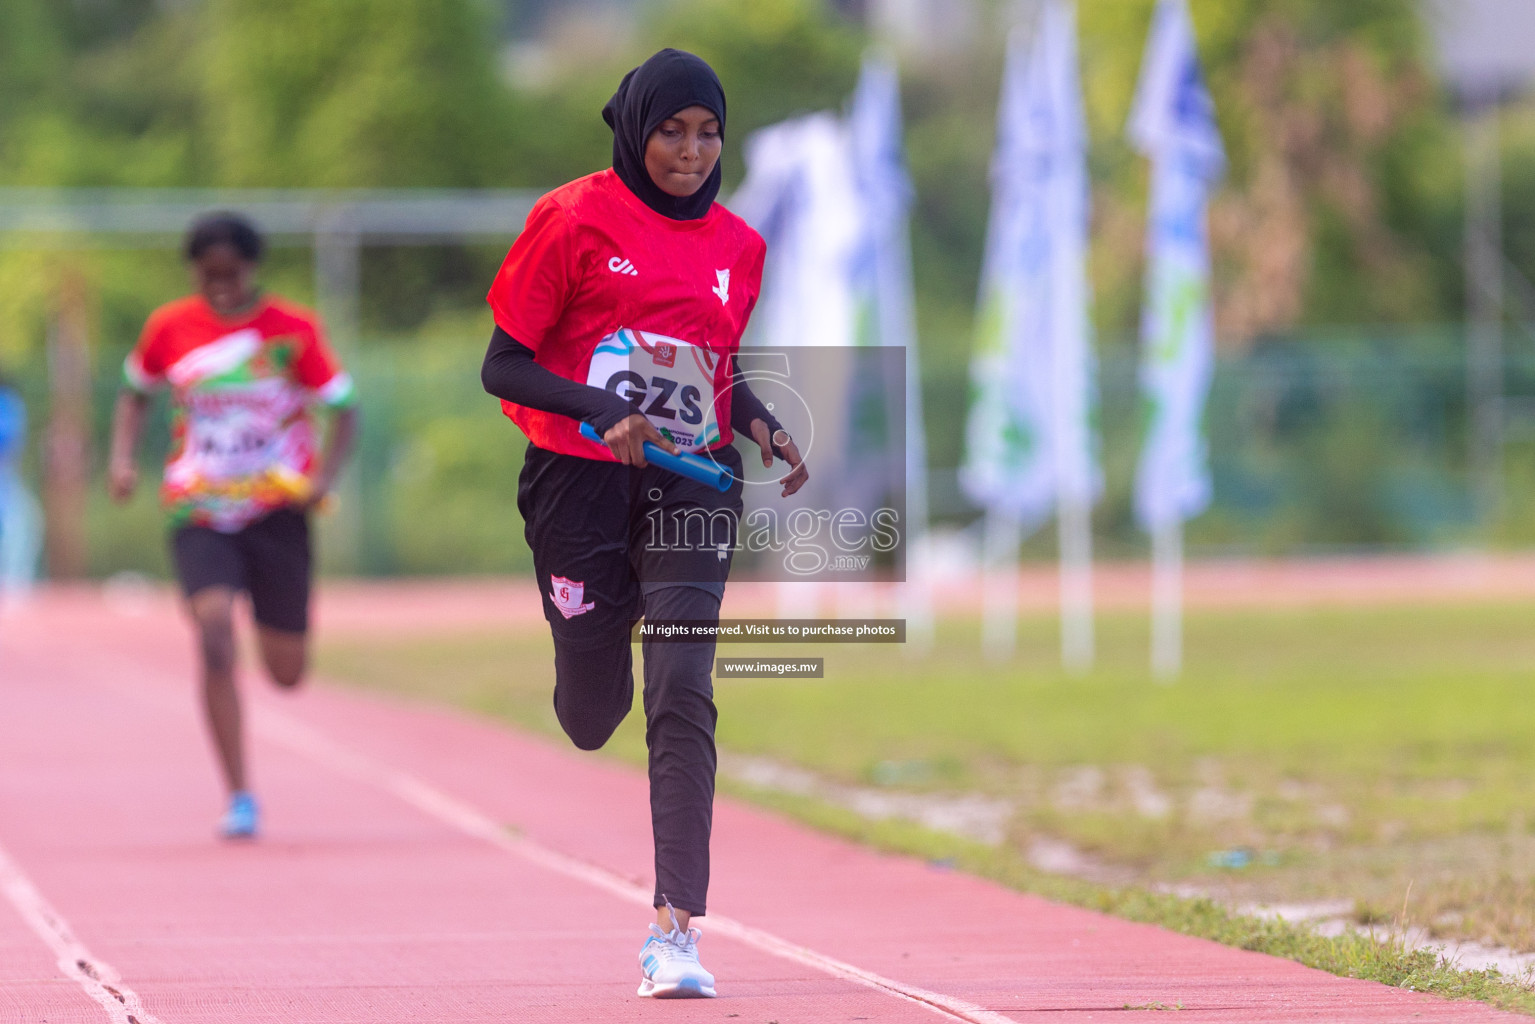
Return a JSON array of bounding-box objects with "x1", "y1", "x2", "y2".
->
[
  {"x1": 107, "y1": 458, "x2": 137, "y2": 503},
  {"x1": 603, "y1": 413, "x2": 678, "y2": 468}
]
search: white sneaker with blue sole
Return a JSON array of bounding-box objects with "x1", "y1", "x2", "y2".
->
[
  {"x1": 637, "y1": 916, "x2": 715, "y2": 998},
  {"x1": 219, "y1": 790, "x2": 258, "y2": 839}
]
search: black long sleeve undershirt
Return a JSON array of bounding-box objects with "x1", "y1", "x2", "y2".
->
[
  {"x1": 728, "y1": 358, "x2": 784, "y2": 443},
  {"x1": 481, "y1": 326, "x2": 633, "y2": 434},
  {"x1": 480, "y1": 325, "x2": 784, "y2": 444}
]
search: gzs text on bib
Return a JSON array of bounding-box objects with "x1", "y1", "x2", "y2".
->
[{"x1": 587, "y1": 328, "x2": 722, "y2": 454}]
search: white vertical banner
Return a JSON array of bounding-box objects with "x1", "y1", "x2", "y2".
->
[
  {"x1": 849, "y1": 53, "x2": 932, "y2": 651},
  {"x1": 732, "y1": 114, "x2": 866, "y2": 621},
  {"x1": 733, "y1": 114, "x2": 864, "y2": 354},
  {"x1": 1129, "y1": 0, "x2": 1225, "y2": 679},
  {"x1": 960, "y1": 0, "x2": 1098, "y2": 667}
]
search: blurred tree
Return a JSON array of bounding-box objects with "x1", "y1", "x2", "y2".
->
[
  {"x1": 1497, "y1": 105, "x2": 1535, "y2": 310},
  {"x1": 492, "y1": 0, "x2": 865, "y2": 193},
  {"x1": 1072, "y1": 0, "x2": 1462, "y2": 345},
  {"x1": 194, "y1": 0, "x2": 521, "y2": 329},
  {"x1": 0, "y1": 0, "x2": 529, "y2": 341},
  {"x1": 200, "y1": 0, "x2": 514, "y2": 188},
  {"x1": 642, "y1": 0, "x2": 864, "y2": 174},
  {"x1": 0, "y1": 1, "x2": 64, "y2": 143},
  {"x1": 0, "y1": 0, "x2": 1477, "y2": 349}
]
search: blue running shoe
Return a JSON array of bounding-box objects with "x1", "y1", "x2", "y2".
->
[
  {"x1": 637, "y1": 915, "x2": 715, "y2": 998},
  {"x1": 219, "y1": 791, "x2": 259, "y2": 839}
]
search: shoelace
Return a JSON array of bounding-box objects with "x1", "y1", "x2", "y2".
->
[{"x1": 647, "y1": 922, "x2": 702, "y2": 963}]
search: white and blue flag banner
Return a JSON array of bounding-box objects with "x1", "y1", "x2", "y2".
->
[
  {"x1": 849, "y1": 53, "x2": 914, "y2": 358},
  {"x1": 848, "y1": 54, "x2": 926, "y2": 529},
  {"x1": 731, "y1": 111, "x2": 884, "y2": 572},
  {"x1": 960, "y1": 0, "x2": 1098, "y2": 525},
  {"x1": 731, "y1": 113, "x2": 863, "y2": 351},
  {"x1": 1129, "y1": 0, "x2": 1225, "y2": 531}
]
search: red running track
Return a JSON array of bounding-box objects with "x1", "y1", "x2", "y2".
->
[{"x1": 0, "y1": 587, "x2": 1522, "y2": 1023}]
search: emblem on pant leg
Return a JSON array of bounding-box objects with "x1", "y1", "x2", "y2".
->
[{"x1": 550, "y1": 575, "x2": 596, "y2": 619}]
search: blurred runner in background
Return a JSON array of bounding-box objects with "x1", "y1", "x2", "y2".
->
[{"x1": 108, "y1": 212, "x2": 358, "y2": 840}]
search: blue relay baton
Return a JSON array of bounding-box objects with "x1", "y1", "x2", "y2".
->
[{"x1": 579, "y1": 421, "x2": 733, "y2": 492}]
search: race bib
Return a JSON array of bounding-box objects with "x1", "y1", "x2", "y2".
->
[
  {"x1": 184, "y1": 405, "x2": 280, "y2": 479},
  {"x1": 586, "y1": 328, "x2": 721, "y2": 454}
]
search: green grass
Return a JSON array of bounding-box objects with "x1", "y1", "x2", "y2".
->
[
  {"x1": 315, "y1": 598, "x2": 1535, "y2": 1013},
  {"x1": 727, "y1": 788, "x2": 1535, "y2": 1014}
]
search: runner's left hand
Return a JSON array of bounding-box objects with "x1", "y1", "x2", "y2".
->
[{"x1": 750, "y1": 419, "x2": 808, "y2": 498}]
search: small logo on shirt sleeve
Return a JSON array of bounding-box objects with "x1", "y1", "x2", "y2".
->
[
  {"x1": 712, "y1": 269, "x2": 730, "y2": 305},
  {"x1": 608, "y1": 256, "x2": 639, "y2": 276}
]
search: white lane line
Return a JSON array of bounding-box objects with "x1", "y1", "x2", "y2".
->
[
  {"x1": 257, "y1": 710, "x2": 1018, "y2": 1024},
  {"x1": 0, "y1": 840, "x2": 165, "y2": 1024}
]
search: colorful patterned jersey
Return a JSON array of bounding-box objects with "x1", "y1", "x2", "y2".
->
[{"x1": 124, "y1": 294, "x2": 355, "y2": 533}]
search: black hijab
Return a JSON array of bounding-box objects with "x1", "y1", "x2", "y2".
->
[{"x1": 602, "y1": 49, "x2": 726, "y2": 221}]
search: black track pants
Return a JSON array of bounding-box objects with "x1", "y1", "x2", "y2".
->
[
  {"x1": 518, "y1": 443, "x2": 742, "y2": 916},
  {"x1": 550, "y1": 584, "x2": 721, "y2": 913}
]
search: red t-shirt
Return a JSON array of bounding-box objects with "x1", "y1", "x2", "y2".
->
[
  {"x1": 486, "y1": 168, "x2": 766, "y2": 459},
  {"x1": 124, "y1": 294, "x2": 354, "y2": 532}
]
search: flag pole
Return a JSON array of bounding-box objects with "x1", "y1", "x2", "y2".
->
[
  {"x1": 1129, "y1": 0, "x2": 1222, "y2": 682},
  {"x1": 903, "y1": 394, "x2": 935, "y2": 655},
  {"x1": 1052, "y1": 0, "x2": 1094, "y2": 674},
  {"x1": 1150, "y1": 515, "x2": 1182, "y2": 679},
  {"x1": 858, "y1": 53, "x2": 934, "y2": 655},
  {"x1": 982, "y1": 507, "x2": 1023, "y2": 660},
  {"x1": 1058, "y1": 493, "x2": 1094, "y2": 672},
  {"x1": 965, "y1": 4, "x2": 1098, "y2": 668}
]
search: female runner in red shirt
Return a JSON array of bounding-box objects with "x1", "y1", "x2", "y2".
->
[
  {"x1": 109, "y1": 213, "x2": 358, "y2": 841},
  {"x1": 481, "y1": 49, "x2": 806, "y2": 998}
]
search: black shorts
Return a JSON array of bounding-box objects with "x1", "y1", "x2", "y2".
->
[
  {"x1": 517, "y1": 443, "x2": 744, "y2": 648},
  {"x1": 171, "y1": 508, "x2": 312, "y2": 633}
]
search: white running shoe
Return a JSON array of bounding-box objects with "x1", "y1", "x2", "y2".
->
[{"x1": 637, "y1": 919, "x2": 716, "y2": 998}]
